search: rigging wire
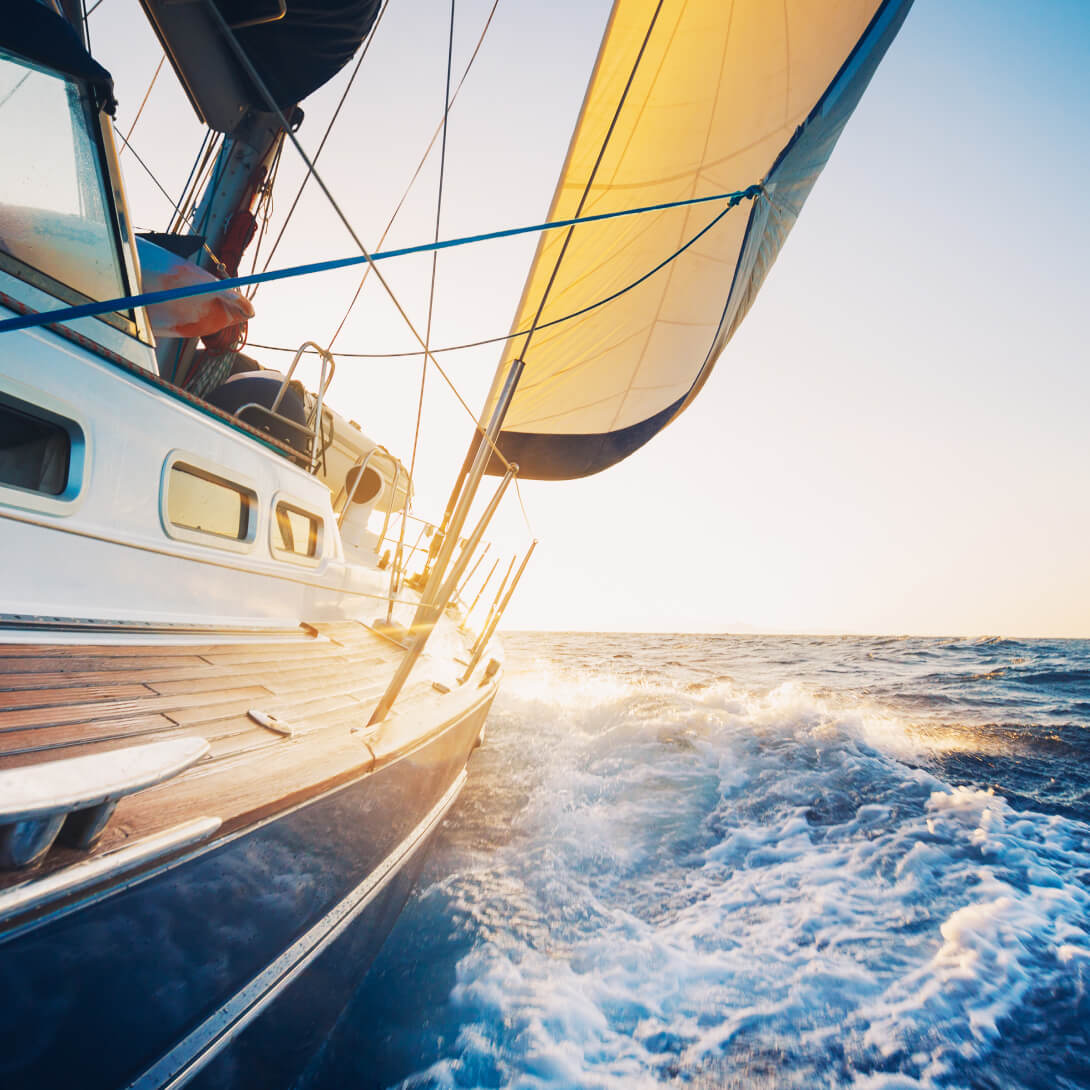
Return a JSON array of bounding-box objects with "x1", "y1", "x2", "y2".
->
[
  {"x1": 247, "y1": 0, "x2": 393, "y2": 296},
  {"x1": 0, "y1": 73, "x2": 31, "y2": 110},
  {"x1": 391, "y1": 0, "x2": 459, "y2": 590},
  {"x1": 514, "y1": 476, "x2": 534, "y2": 538},
  {"x1": 0, "y1": 188, "x2": 760, "y2": 337},
  {"x1": 203, "y1": 2, "x2": 519, "y2": 472},
  {"x1": 114, "y1": 130, "x2": 183, "y2": 215},
  {"x1": 515, "y1": 0, "x2": 666, "y2": 363},
  {"x1": 114, "y1": 128, "x2": 231, "y2": 279},
  {"x1": 247, "y1": 194, "x2": 752, "y2": 360},
  {"x1": 245, "y1": 137, "x2": 284, "y2": 284},
  {"x1": 325, "y1": 0, "x2": 502, "y2": 353},
  {"x1": 118, "y1": 55, "x2": 165, "y2": 160},
  {"x1": 169, "y1": 131, "x2": 217, "y2": 234}
]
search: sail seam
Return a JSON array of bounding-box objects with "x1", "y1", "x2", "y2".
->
[
  {"x1": 605, "y1": 0, "x2": 739, "y2": 436},
  {"x1": 515, "y1": 0, "x2": 668, "y2": 363}
]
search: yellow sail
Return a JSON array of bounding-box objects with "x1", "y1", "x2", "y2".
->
[{"x1": 489, "y1": 0, "x2": 912, "y2": 479}]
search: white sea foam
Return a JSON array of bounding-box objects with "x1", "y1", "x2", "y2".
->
[{"x1": 395, "y1": 653, "x2": 1090, "y2": 1090}]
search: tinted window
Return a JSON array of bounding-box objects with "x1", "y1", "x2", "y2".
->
[
  {"x1": 0, "y1": 50, "x2": 127, "y2": 304},
  {"x1": 274, "y1": 502, "x2": 319, "y2": 558},
  {"x1": 167, "y1": 464, "x2": 253, "y2": 540},
  {"x1": 0, "y1": 400, "x2": 71, "y2": 495}
]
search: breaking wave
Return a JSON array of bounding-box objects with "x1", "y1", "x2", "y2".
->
[{"x1": 304, "y1": 634, "x2": 1090, "y2": 1090}]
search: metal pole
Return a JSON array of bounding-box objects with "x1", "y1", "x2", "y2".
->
[
  {"x1": 374, "y1": 461, "x2": 407, "y2": 555},
  {"x1": 472, "y1": 553, "x2": 515, "y2": 655},
  {"x1": 368, "y1": 358, "x2": 524, "y2": 724},
  {"x1": 386, "y1": 521, "x2": 432, "y2": 623},
  {"x1": 425, "y1": 355, "x2": 511, "y2": 581},
  {"x1": 417, "y1": 359, "x2": 523, "y2": 615},
  {"x1": 462, "y1": 556, "x2": 499, "y2": 628},
  {"x1": 455, "y1": 541, "x2": 491, "y2": 602},
  {"x1": 368, "y1": 463, "x2": 516, "y2": 725},
  {"x1": 460, "y1": 540, "x2": 537, "y2": 684}
]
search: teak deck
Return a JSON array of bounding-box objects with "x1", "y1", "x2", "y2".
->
[{"x1": 0, "y1": 621, "x2": 449, "y2": 890}]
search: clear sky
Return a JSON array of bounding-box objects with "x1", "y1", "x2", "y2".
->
[{"x1": 89, "y1": 0, "x2": 1090, "y2": 636}]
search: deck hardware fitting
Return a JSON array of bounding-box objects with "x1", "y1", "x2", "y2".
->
[
  {"x1": 247, "y1": 710, "x2": 295, "y2": 737},
  {"x1": 0, "y1": 737, "x2": 210, "y2": 869}
]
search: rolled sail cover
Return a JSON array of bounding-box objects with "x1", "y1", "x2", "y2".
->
[
  {"x1": 139, "y1": 0, "x2": 381, "y2": 131},
  {"x1": 488, "y1": 0, "x2": 913, "y2": 480}
]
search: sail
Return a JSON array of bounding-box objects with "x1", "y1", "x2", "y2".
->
[
  {"x1": 488, "y1": 0, "x2": 913, "y2": 480},
  {"x1": 139, "y1": 0, "x2": 381, "y2": 132}
]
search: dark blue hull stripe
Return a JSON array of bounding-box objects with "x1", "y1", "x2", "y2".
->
[{"x1": 128, "y1": 770, "x2": 468, "y2": 1090}]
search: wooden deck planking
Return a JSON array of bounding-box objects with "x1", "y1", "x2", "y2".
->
[
  {"x1": 0, "y1": 654, "x2": 213, "y2": 675},
  {"x1": 0, "y1": 685, "x2": 273, "y2": 732},
  {"x1": 0, "y1": 620, "x2": 417, "y2": 835},
  {"x1": 0, "y1": 645, "x2": 395, "y2": 695},
  {"x1": 0, "y1": 634, "x2": 490, "y2": 900},
  {"x1": 0, "y1": 713, "x2": 182, "y2": 761},
  {"x1": 101, "y1": 729, "x2": 377, "y2": 852},
  {"x1": 0, "y1": 683, "x2": 153, "y2": 710}
]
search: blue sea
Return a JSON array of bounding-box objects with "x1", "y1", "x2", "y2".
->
[{"x1": 303, "y1": 633, "x2": 1090, "y2": 1089}]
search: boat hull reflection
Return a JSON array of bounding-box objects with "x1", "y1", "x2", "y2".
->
[{"x1": 0, "y1": 693, "x2": 493, "y2": 1090}]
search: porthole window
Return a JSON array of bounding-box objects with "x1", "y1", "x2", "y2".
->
[
  {"x1": 166, "y1": 462, "x2": 255, "y2": 542},
  {"x1": 0, "y1": 397, "x2": 73, "y2": 496},
  {"x1": 272, "y1": 501, "x2": 321, "y2": 560}
]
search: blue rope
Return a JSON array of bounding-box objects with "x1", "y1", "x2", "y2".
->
[
  {"x1": 255, "y1": 196, "x2": 755, "y2": 360},
  {"x1": 0, "y1": 184, "x2": 762, "y2": 336}
]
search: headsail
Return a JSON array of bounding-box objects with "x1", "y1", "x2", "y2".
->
[
  {"x1": 139, "y1": 0, "x2": 381, "y2": 132},
  {"x1": 487, "y1": 0, "x2": 913, "y2": 480}
]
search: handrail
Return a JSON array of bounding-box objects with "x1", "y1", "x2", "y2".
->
[
  {"x1": 267, "y1": 340, "x2": 336, "y2": 473},
  {"x1": 270, "y1": 341, "x2": 335, "y2": 413},
  {"x1": 461, "y1": 555, "x2": 499, "y2": 629},
  {"x1": 337, "y1": 446, "x2": 384, "y2": 529},
  {"x1": 455, "y1": 541, "x2": 491, "y2": 603},
  {"x1": 474, "y1": 553, "x2": 515, "y2": 650},
  {"x1": 374, "y1": 459, "x2": 408, "y2": 556},
  {"x1": 461, "y1": 540, "x2": 536, "y2": 683}
]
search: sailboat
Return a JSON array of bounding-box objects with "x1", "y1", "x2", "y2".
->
[{"x1": 0, "y1": 0, "x2": 912, "y2": 1087}]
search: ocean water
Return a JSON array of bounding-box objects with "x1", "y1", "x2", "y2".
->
[{"x1": 303, "y1": 633, "x2": 1090, "y2": 1090}]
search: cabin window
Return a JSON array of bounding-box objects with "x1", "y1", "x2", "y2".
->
[
  {"x1": 0, "y1": 50, "x2": 128, "y2": 306},
  {"x1": 273, "y1": 502, "x2": 320, "y2": 559},
  {"x1": 0, "y1": 396, "x2": 74, "y2": 496},
  {"x1": 166, "y1": 463, "x2": 254, "y2": 542}
]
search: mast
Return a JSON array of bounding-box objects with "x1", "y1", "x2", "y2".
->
[
  {"x1": 187, "y1": 111, "x2": 285, "y2": 279},
  {"x1": 368, "y1": 360, "x2": 524, "y2": 725}
]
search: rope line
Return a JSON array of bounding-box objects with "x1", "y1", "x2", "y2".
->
[
  {"x1": 325, "y1": 0, "x2": 502, "y2": 352},
  {"x1": 0, "y1": 185, "x2": 761, "y2": 336},
  {"x1": 248, "y1": 0, "x2": 392, "y2": 296},
  {"x1": 118, "y1": 55, "x2": 165, "y2": 159},
  {"x1": 201, "y1": 1, "x2": 515, "y2": 471},
  {"x1": 255, "y1": 192, "x2": 750, "y2": 361},
  {"x1": 516, "y1": 0, "x2": 666, "y2": 363},
  {"x1": 392, "y1": 0, "x2": 458, "y2": 593},
  {"x1": 114, "y1": 130, "x2": 183, "y2": 217}
]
